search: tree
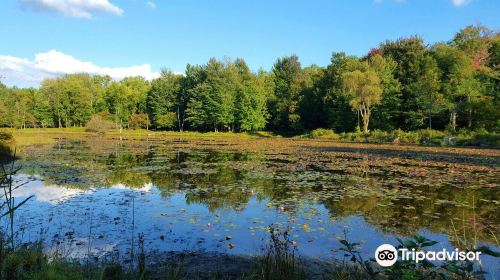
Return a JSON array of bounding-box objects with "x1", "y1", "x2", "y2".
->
[
  {"x1": 186, "y1": 82, "x2": 215, "y2": 130},
  {"x1": 366, "y1": 54, "x2": 401, "y2": 131},
  {"x1": 297, "y1": 65, "x2": 324, "y2": 130},
  {"x1": 64, "y1": 74, "x2": 94, "y2": 127},
  {"x1": 0, "y1": 24, "x2": 497, "y2": 134},
  {"x1": 105, "y1": 81, "x2": 133, "y2": 132},
  {"x1": 316, "y1": 52, "x2": 366, "y2": 132},
  {"x1": 186, "y1": 58, "x2": 239, "y2": 132},
  {"x1": 39, "y1": 74, "x2": 95, "y2": 127},
  {"x1": 452, "y1": 24, "x2": 494, "y2": 71},
  {"x1": 121, "y1": 76, "x2": 151, "y2": 114},
  {"x1": 234, "y1": 60, "x2": 270, "y2": 131},
  {"x1": 451, "y1": 24, "x2": 499, "y2": 131},
  {"x1": 270, "y1": 55, "x2": 307, "y2": 131},
  {"x1": 410, "y1": 55, "x2": 442, "y2": 129},
  {"x1": 433, "y1": 44, "x2": 479, "y2": 131},
  {"x1": 381, "y1": 37, "x2": 429, "y2": 130},
  {"x1": 147, "y1": 70, "x2": 183, "y2": 130},
  {"x1": 40, "y1": 78, "x2": 66, "y2": 128},
  {"x1": 0, "y1": 83, "x2": 8, "y2": 127},
  {"x1": 342, "y1": 68, "x2": 382, "y2": 134}
]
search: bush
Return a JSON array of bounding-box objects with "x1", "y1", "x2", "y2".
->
[
  {"x1": 367, "y1": 130, "x2": 391, "y2": 143},
  {"x1": 0, "y1": 131, "x2": 13, "y2": 142},
  {"x1": 0, "y1": 131, "x2": 13, "y2": 159},
  {"x1": 85, "y1": 113, "x2": 117, "y2": 133},
  {"x1": 386, "y1": 130, "x2": 445, "y2": 145},
  {"x1": 456, "y1": 129, "x2": 500, "y2": 147},
  {"x1": 299, "y1": 128, "x2": 499, "y2": 147},
  {"x1": 128, "y1": 113, "x2": 151, "y2": 130},
  {"x1": 309, "y1": 128, "x2": 339, "y2": 140},
  {"x1": 415, "y1": 129, "x2": 445, "y2": 145}
]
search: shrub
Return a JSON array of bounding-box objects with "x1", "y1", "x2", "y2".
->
[
  {"x1": 458, "y1": 129, "x2": 500, "y2": 147},
  {"x1": 309, "y1": 128, "x2": 339, "y2": 140},
  {"x1": 416, "y1": 129, "x2": 445, "y2": 145},
  {"x1": 0, "y1": 131, "x2": 13, "y2": 142},
  {"x1": 128, "y1": 113, "x2": 151, "y2": 130},
  {"x1": 0, "y1": 131, "x2": 13, "y2": 159},
  {"x1": 85, "y1": 113, "x2": 117, "y2": 133},
  {"x1": 340, "y1": 131, "x2": 365, "y2": 142},
  {"x1": 367, "y1": 130, "x2": 391, "y2": 143}
]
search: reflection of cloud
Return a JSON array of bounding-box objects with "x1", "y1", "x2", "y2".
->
[
  {"x1": 111, "y1": 182, "x2": 153, "y2": 192},
  {"x1": 14, "y1": 181, "x2": 90, "y2": 204},
  {"x1": 12, "y1": 175, "x2": 154, "y2": 205},
  {"x1": 12, "y1": 175, "x2": 90, "y2": 204}
]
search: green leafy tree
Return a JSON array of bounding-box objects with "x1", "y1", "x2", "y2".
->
[
  {"x1": 105, "y1": 81, "x2": 133, "y2": 132},
  {"x1": 367, "y1": 53, "x2": 401, "y2": 130},
  {"x1": 147, "y1": 70, "x2": 183, "y2": 130},
  {"x1": 186, "y1": 58, "x2": 240, "y2": 132},
  {"x1": 381, "y1": 37, "x2": 430, "y2": 130},
  {"x1": 270, "y1": 55, "x2": 308, "y2": 131},
  {"x1": 342, "y1": 68, "x2": 383, "y2": 134},
  {"x1": 234, "y1": 60, "x2": 270, "y2": 131},
  {"x1": 121, "y1": 76, "x2": 151, "y2": 114},
  {"x1": 410, "y1": 55, "x2": 443, "y2": 129},
  {"x1": 318, "y1": 53, "x2": 365, "y2": 132},
  {"x1": 433, "y1": 44, "x2": 479, "y2": 131}
]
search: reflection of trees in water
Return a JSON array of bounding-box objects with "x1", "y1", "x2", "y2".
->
[
  {"x1": 18, "y1": 139, "x2": 499, "y2": 245},
  {"x1": 322, "y1": 183, "x2": 499, "y2": 246}
]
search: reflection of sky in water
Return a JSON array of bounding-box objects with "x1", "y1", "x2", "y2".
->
[{"x1": 5, "y1": 176, "x2": 499, "y2": 276}]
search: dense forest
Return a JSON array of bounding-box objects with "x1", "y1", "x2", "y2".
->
[{"x1": 0, "y1": 24, "x2": 498, "y2": 134}]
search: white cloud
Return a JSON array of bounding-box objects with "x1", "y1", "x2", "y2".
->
[
  {"x1": 18, "y1": 0, "x2": 123, "y2": 18},
  {"x1": 0, "y1": 50, "x2": 161, "y2": 87},
  {"x1": 451, "y1": 0, "x2": 471, "y2": 6},
  {"x1": 146, "y1": 1, "x2": 156, "y2": 9}
]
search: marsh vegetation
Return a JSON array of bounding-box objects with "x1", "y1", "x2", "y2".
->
[{"x1": 0, "y1": 130, "x2": 498, "y2": 279}]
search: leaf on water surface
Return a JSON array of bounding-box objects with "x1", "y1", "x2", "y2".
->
[{"x1": 421, "y1": 241, "x2": 438, "y2": 247}]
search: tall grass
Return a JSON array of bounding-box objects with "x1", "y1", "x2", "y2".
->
[{"x1": 252, "y1": 225, "x2": 305, "y2": 280}]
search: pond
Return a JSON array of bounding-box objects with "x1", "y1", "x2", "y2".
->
[{"x1": 4, "y1": 136, "x2": 500, "y2": 276}]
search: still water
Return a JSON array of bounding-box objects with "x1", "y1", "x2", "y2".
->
[{"x1": 4, "y1": 138, "x2": 500, "y2": 275}]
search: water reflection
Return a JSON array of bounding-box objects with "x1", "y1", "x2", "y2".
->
[{"x1": 7, "y1": 139, "x2": 500, "y2": 273}]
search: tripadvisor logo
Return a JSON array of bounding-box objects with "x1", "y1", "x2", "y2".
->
[
  {"x1": 375, "y1": 244, "x2": 482, "y2": 267},
  {"x1": 375, "y1": 244, "x2": 398, "y2": 267}
]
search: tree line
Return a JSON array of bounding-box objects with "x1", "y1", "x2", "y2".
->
[{"x1": 0, "y1": 24, "x2": 498, "y2": 133}]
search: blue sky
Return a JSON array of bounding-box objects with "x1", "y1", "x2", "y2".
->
[{"x1": 0, "y1": 0, "x2": 498, "y2": 87}]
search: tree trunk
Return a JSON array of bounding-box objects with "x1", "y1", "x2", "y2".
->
[
  {"x1": 467, "y1": 95, "x2": 472, "y2": 129},
  {"x1": 360, "y1": 105, "x2": 370, "y2": 135},
  {"x1": 177, "y1": 106, "x2": 182, "y2": 132},
  {"x1": 428, "y1": 112, "x2": 432, "y2": 130},
  {"x1": 468, "y1": 108, "x2": 472, "y2": 129},
  {"x1": 449, "y1": 111, "x2": 457, "y2": 132},
  {"x1": 363, "y1": 116, "x2": 369, "y2": 134}
]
